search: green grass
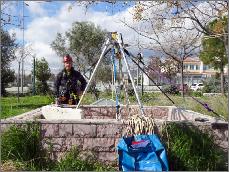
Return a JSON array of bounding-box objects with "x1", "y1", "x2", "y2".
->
[
  {"x1": 1, "y1": 95, "x2": 53, "y2": 119},
  {"x1": 1, "y1": 92, "x2": 228, "y2": 120},
  {"x1": 99, "y1": 91, "x2": 228, "y2": 120},
  {"x1": 161, "y1": 123, "x2": 227, "y2": 171}
]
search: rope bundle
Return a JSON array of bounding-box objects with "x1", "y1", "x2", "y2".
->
[{"x1": 123, "y1": 114, "x2": 157, "y2": 136}]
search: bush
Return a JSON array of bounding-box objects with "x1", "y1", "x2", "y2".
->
[
  {"x1": 162, "y1": 85, "x2": 179, "y2": 95},
  {"x1": 1, "y1": 123, "x2": 40, "y2": 161},
  {"x1": 203, "y1": 78, "x2": 228, "y2": 93},
  {"x1": 1, "y1": 123, "x2": 55, "y2": 170},
  {"x1": 1, "y1": 124, "x2": 115, "y2": 171},
  {"x1": 36, "y1": 81, "x2": 51, "y2": 95},
  {"x1": 54, "y1": 147, "x2": 116, "y2": 171},
  {"x1": 161, "y1": 123, "x2": 227, "y2": 171},
  {"x1": 190, "y1": 91, "x2": 203, "y2": 97}
]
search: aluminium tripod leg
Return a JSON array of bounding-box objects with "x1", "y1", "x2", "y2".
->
[
  {"x1": 77, "y1": 38, "x2": 110, "y2": 109},
  {"x1": 119, "y1": 45, "x2": 145, "y2": 117}
]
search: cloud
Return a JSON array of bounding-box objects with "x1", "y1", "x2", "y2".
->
[
  {"x1": 10, "y1": 2, "x2": 146, "y2": 75},
  {"x1": 25, "y1": 1, "x2": 47, "y2": 17}
]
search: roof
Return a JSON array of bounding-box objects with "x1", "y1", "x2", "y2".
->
[{"x1": 184, "y1": 57, "x2": 200, "y2": 62}]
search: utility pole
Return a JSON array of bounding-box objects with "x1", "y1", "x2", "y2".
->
[
  {"x1": 141, "y1": 56, "x2": 144, "y2": 96},
  {"x1": 21, "y1": 0, "x2": 25, "y2": 95},
  {"x1": 32, "y1": 55, "x2": 36, "y2": 95},
  {"x1": 138, "y1": 52, "x2": 144, "y2": 96},
  {"x1": 17, "y1": 61, "x2": 21, "y2": 103}
]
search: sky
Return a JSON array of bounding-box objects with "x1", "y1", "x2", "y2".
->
[
  {"x1": 5, "y1": 1, "x2": 154, "y2": 75},
  {"x1": 4, "y1": 1, "x2": 220, "y2": 76}
]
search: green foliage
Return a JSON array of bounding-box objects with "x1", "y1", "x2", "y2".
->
[
  {"x1": 1, "y1": 124, "x2": 115, "y2": 171},
  {"x1": 1, "y1": 95, "x2": 53, "y2": 119},
  {"x1": 50, "y1": 32, "x2": 68, "y2": 57},
  {"x1": 35, "y1": 58, "x2": 52, "y2": 95},
  {"x1": 35, "y1": 81, "x2": 51, "y2": 95},
  {"x1": 190, "y1": 91, "x2": 203, "y2": 97},
  {"x1": 161, "y1": 123, "x2": 227, "y2": 171},
  {"x1": 1, "y1": 29, "x2": 17, "y2": 96},
  {"x1": 200, "y1": 37, "x2": 227, "y2": 69},
  {"x1": 202, "y1": 77, "x2": 228, "y2": 93},
  {"x1": 54, "y1": 147, "x2": 115, "y2": 171},
  {"x1": 51, "y1": 21, "x2": 106, "y2": 71},
  {"x1": 162, "y1": 85, "x2": 179, "y2": 95},
  {"x1": 1, "y1": 123, "x2": 40, "y2": 161},
  {"x1": 1, "y1": 123, "x2": 55, "y2": 171},
  {"x1": 66, "y1": 21, "x2": 106, "y2": 64},
  {"x1": 200, "y1": 16, "x2": 228, "y2": 94}
]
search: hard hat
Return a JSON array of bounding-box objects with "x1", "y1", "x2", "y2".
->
[{"x1": 63, "y1": 54, "x2": 73, "y2": 63}]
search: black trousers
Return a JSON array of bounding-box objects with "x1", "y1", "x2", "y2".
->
[{"x1": 59, "y1": 96, "x2": 79, "y2": 105}]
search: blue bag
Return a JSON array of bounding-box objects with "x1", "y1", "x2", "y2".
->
[{"x1": 117, "y1": 134, "x2": 169, "y2": 171}]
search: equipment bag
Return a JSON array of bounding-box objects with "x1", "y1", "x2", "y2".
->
[{"x1": 117, "y1": 134, "x2": 169, "y2": 171}]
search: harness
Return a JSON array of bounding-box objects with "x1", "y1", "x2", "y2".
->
[{"x1": 58, "y1": 70, "x2": 79, "y2": 105}]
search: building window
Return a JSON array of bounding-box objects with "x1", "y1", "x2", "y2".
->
[
  {"x1": 190, "y1": 64, "x2": 194, "y2": 70},
  {"x1": 203, "y1": 65, "x2": 209, "y2": 70},
  {"x1": 196, "y1": 65, "x2": 200, "y2": 70},
  {"x1": 183, "y1": 64, "x2": 189, "y2": 70}
]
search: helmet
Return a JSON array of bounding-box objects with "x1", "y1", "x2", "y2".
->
[{"x1": 63, "y1": 54, "x2": 73, "y2": 63}]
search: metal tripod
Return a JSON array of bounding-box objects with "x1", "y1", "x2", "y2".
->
[{"x1": 76, "y1": 32, "x2": 145, "y2": 119}]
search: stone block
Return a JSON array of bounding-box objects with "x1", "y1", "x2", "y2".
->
[
  {"x1": 0, "y1": 123, "x2": 12, "y2": 133},
  {"x1": 78, "y1": 150, "x2": 98, "y2": 162},
  {"x1": 73, "y1": 124, "x2": 96, "y2": 137},
  {"x1": 100, "y1": 108, "x2": 116, "y2": 118},
  {"x1": 83, "y1": 138, "x2": 115, "y2": 151},
  {"x1": 71, "y1": 138, "x2": 84, "y2": 149},
  {"x1": 97, "y1": 124, "x2": 123, "y2": 138},
  {"x1": 59, "y1": 124, "x2": 73, "y2": 137},
  {"x1": 151, "y1": 107, "x2": 168, "y2": 119},
  {"x1": 42, "y1": 138, "x2": 65, "y2": 151},
  {"x1": 98, "y1": 152, "x2": 117, "y2": 162},
  {"x1": 41, "y1": 124, "x2": 59, "y2": 137}
]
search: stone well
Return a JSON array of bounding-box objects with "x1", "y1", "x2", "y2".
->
[{"x1": 1, "y1": 105, "x2": 228, "y2": 165}]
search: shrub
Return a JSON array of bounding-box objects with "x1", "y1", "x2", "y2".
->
[
  {"x1": 162, "y1": 85, "x2": 179, "y2": 95},
  {"x1": 1, "y1": 123, "x2": 40, "y2": 161},
  {"x1": 1, "y1": 123, "x2": 55, "y2": 170},
  {"x1": 202, "y1": 77, "x2": 228, "y2": 93},
  {"x1": 54, "y1": 147, "x2": 116, "y2": 171},
  {"x1": 190, "y1": 91, "x2": 203, "y2": 97},
  {"x1": 161, "y1": 123, "x2": 227, "y2": 171}
]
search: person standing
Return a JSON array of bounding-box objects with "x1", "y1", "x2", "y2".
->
[{"x1": 54, "y1": 54, "x2": 87, "y2": 105}]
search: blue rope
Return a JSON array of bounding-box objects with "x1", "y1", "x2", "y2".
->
[{"x1": 111, "y1": 48, "x2": 120, "y2": 115}]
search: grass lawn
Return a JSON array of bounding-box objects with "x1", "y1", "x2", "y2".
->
[
  {"x1": 1, "y1": 95, "x2": 53, "y2": 119},
  {"x1": 1, "y1": 92, "x2": 228, "y2": 120}
]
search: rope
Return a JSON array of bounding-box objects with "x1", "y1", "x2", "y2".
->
[
  {"x1": 124, "y1": 113, "x2": 157, "y2": 136},
  {"x1": 124, "y1": 48, "x2": 176, "y2": 105},
  {"x1": 124, "y1": 48, "x2": 226, "y2": 121},
  {"x1": 111, "y1": 47, "x2": 121, "y2": 119},
  {"x1": 191, "y1": 96, "x2": 226, "y2": 120},
  {"x1": 119, "y1": 57, "x2": 131, "y2": 118}
]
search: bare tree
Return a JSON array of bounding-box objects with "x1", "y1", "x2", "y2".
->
[
  {"x1": 121, "y1": 15, "x2": 200, "y2": 98},
  {"x1": 15, "y1": 44, "x2": 33, "y2": 100}
]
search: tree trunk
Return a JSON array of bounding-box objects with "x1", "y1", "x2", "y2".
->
[
  {"x1": 17, "y1": 61, "x2": 21, "y2": 103},
  {"x1": 220, "y1": 64, "x2": 225, "y2": 96},
  {"x1": 181, "y1": 60, "x2": 184, "y2": 99}
]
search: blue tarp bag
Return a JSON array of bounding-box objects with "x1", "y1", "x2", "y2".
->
[{"x1": 117, "y1": 134, "x2": 169, "y2": 171}]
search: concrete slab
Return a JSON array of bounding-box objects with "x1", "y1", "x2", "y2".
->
[{"x1": 42, "y1": 105, "x2": 84, "y2": 120}]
